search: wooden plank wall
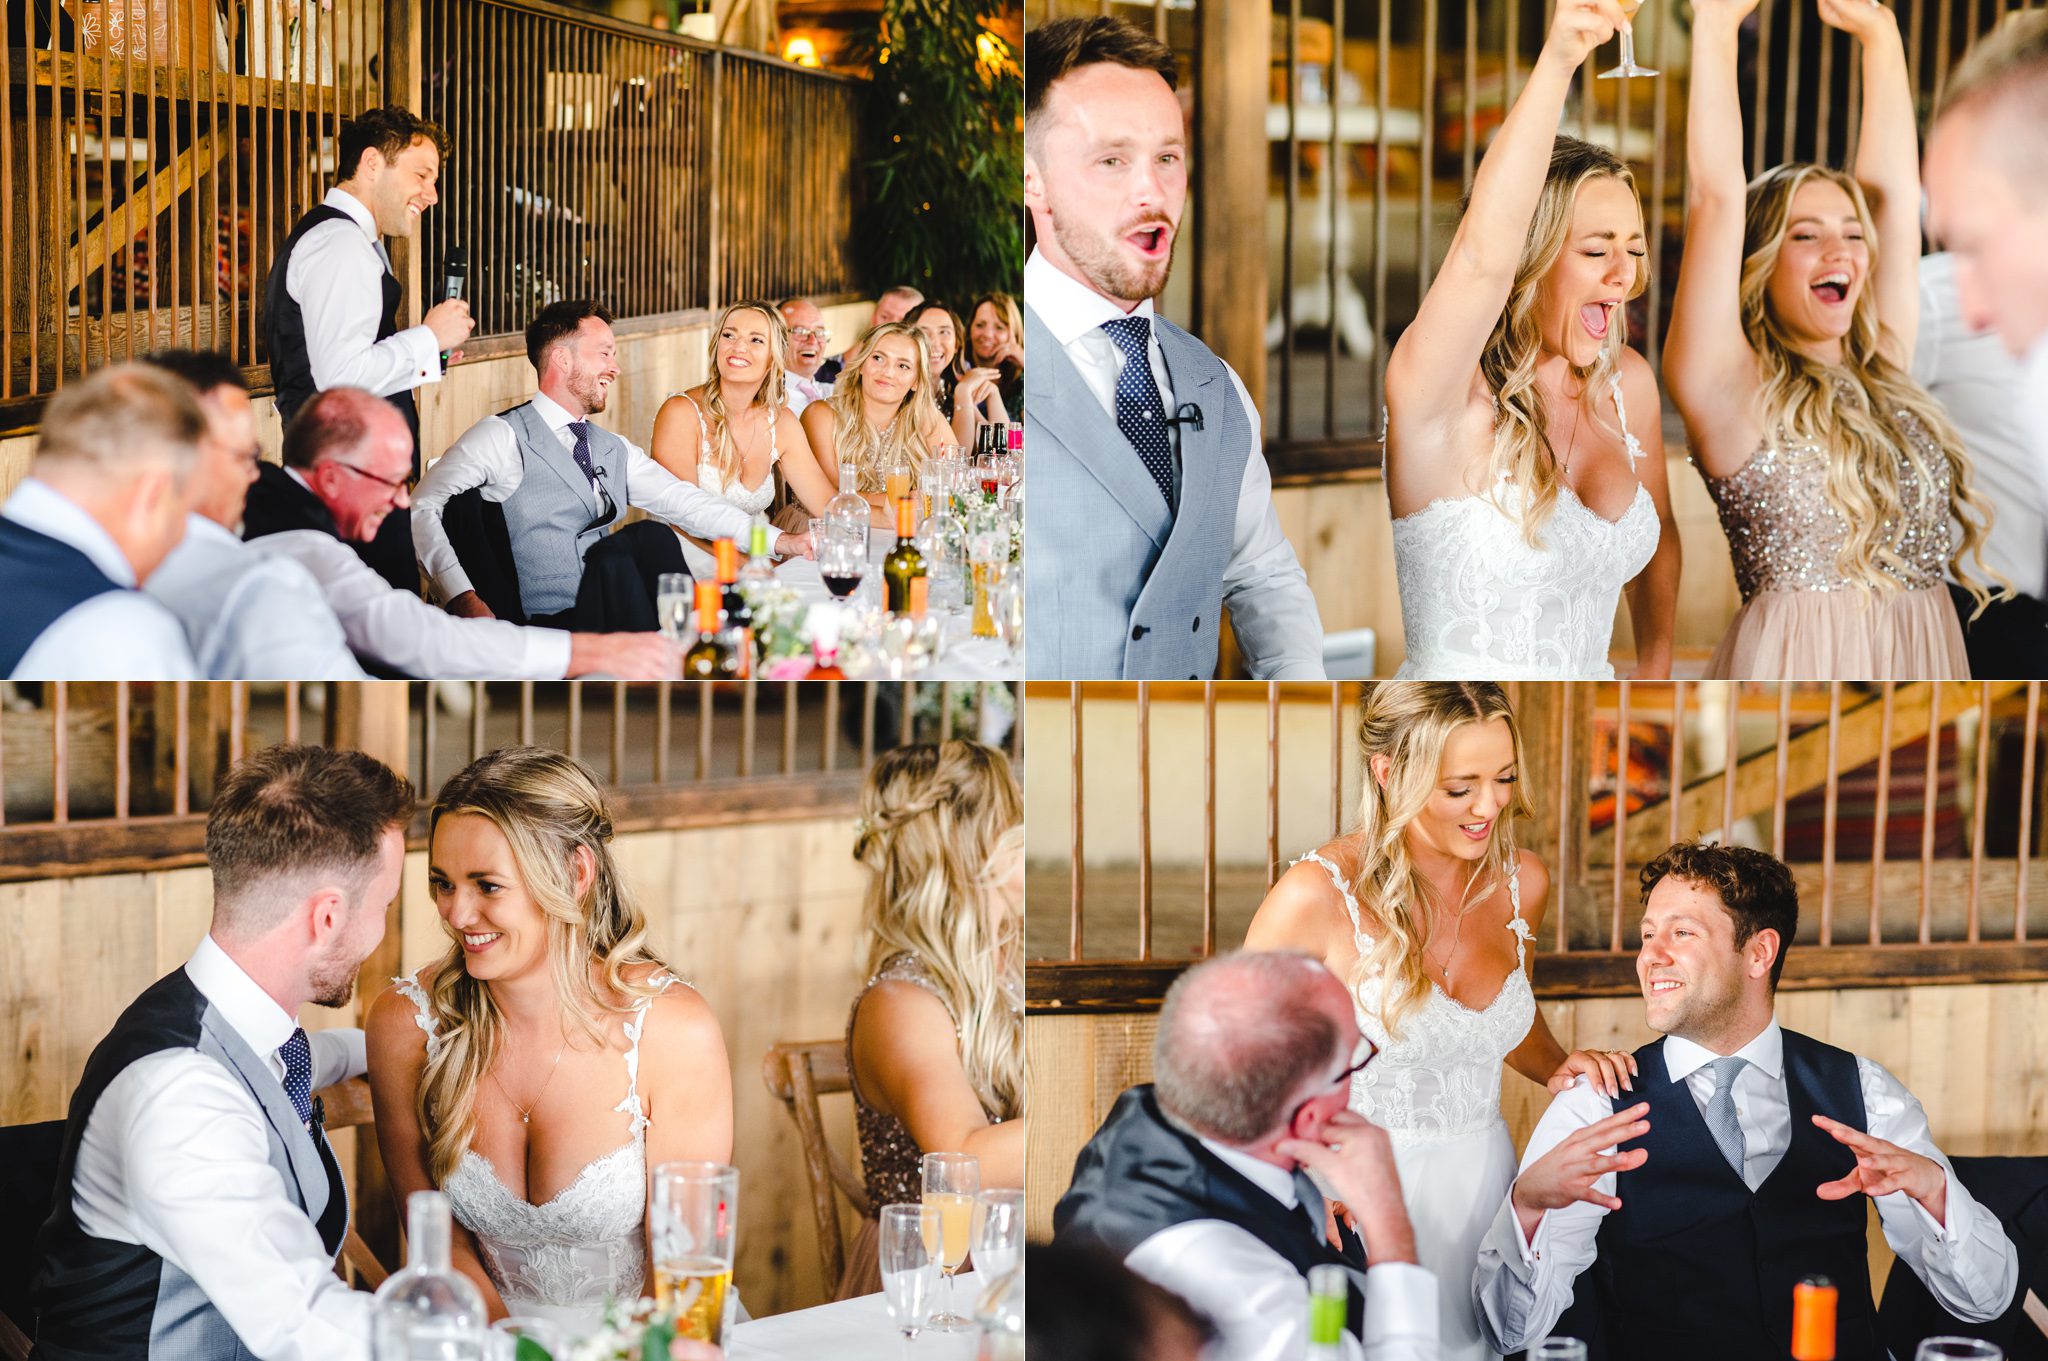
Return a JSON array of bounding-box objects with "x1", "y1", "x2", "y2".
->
[
  {"x1": 1268, "y1": 451, "x2": 1741, "y2": 674},
  {"x1": 1027, "y1": 981, "x2": 2048, "y2": 1274},
  {"x1": 0, "y1": 301, "x2": 874, "y2": 498},
  {"x1": 0, "y1": 813, "x2": 873, "y2": 1317}
]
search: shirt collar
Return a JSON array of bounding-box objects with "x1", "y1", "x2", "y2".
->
[
  {"x1": 530, "y1": 390, "x2": 578, "y2": 432},
  {"x1": 1024, "y1": 246, "x2": 1156, "y2": 348},
  {"x1": 184, "y1": 513, "x2": 239, "y2": 550},
  {"x1": 1, "y1": 477, "x2": 141, "y2": 587},
  {"x1": 1199, "y1": 1137, "x2": 1300, "y2": 1209},
  {"x1": 323, "y1": 187, "x2": 380, "y2": 243},
  {"x1": 185, "y1": 934, "x2": 299, "y2": 1061},
  {"x1": 1663, "y1": 1018, "x2": 1785, "y2": 1084}
]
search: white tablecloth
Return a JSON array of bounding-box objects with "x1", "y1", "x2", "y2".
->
[
  {"x1": 729, "y1": 1273, "x2": 984, "y2": 1360},
  {"x1": 773, "y1": 555, "x2": 1020, "y2": 683}
]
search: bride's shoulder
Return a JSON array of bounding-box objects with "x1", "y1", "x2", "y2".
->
[
  {"x1": 1248, "y1": 843, "x2": 1358, "y2": 951},
  {"x1": 365, "y1": 967, "x2": 437, "y2": 1061},
  {"x1": 625, "y1": 965, "x2": 718, "y2": 1040}
]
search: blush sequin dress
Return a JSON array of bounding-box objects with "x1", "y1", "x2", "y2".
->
[{"x1": 1701, "y1": 403, "x2": 1969, "y2": 680}]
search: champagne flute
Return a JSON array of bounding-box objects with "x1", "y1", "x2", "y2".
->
[
  {"x1": 883, "y1": 451, "x2": 914, "y2": 511},
  {"x1": 648, "y1": 1161, "x2": 738, "y2": 1346},
  {"x1": 1915, "y1": 1343, "x2": 2003, "y2": 1360},
  {"x1": 1598, "y1": 0, "x2": 1658, "y2": 79},
  {"x1": 656, "y1": 572, "x2": 692, "y2": 641},
  {"x1": 919, "y1": 1151, "x2": 979, "y2": 1330},
  {"x1": 971, "y1": 1189, "x2": 1025, "y2": 1283},
  {"x1": 879, "y1": 1203, "x2": 939, "y2": 1360}
]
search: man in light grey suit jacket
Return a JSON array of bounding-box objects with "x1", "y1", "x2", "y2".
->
[{"x1": 1023, "y1": 16, "x2": 1325, "y2": 680}]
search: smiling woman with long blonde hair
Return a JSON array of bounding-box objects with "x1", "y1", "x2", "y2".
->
[
  {"x1": 1384, "y1": 0, "x2": 1679, "y2": 680},
  {"x1": 365, "y1": 747, "x2": 731, "y2": 1334},
  {"x1": 1246, "y1": 682, "x2": 1634, "y2": 1361},
  {"x1": 1665, "y1": 0, "x2": 1999, "y2": 678},
  {"x1": 800, "y1": 321, "x2": 950, "y2": 520},
  {"x1": 843, "y1": 739, "x2": 1024, "y2": 1296}
]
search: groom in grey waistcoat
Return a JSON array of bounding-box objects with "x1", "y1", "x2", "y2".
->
[
  {"x1": 30, "y1": 745, "x2": 413, "y2": 1361},
  {"x1": 1024, "y1": 17, "x2": 1325, "y2": 680}
]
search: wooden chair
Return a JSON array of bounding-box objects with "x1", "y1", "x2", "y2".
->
[
  {"x1": 761, "y1": 1040, "x2": 871, "y2": 1299},
  {"x1": 0, "y1": 1309, "x2": 29, "y2": 1361},
  {"x1": 313, "y1": 1076, "x2": 393, "y2": 1291}
]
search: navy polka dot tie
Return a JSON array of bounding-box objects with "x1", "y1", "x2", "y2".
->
[
  {"x1": 279, "y1": 1027, "x2": 314, "y2": 1130},
  {"x1": 1099, "y1": 315, "x2": 1175, "y2": 509},
  {"x1": 567, "y1": 421, "x2": 599, "y2": 487}
]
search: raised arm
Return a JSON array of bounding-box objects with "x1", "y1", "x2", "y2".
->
[
  {"x1": 1663, "y1": 0, "x2": 1765, "y2": 473},
  {"x1": 1385, "y1": 0, "x2": 1625, "y2": 496},
  {"x1": 1822, "y1": 0, "x2": 1919, "y2": 362}
]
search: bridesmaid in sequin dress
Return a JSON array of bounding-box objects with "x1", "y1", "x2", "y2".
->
[
  {"x1": 1666, "y1": 0, "x2": 1998, "y2": 679},
  {"x1": 843, "y1": 741, "x2": 1024, "y2": 1297}
]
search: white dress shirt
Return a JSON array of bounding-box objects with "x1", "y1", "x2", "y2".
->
[
  {"x1": 2, "y1": 477, "x2": 199, "y2": 679},
  {"x1": 1024, "y1": 248, "x2": 1326, "y2": 679},
  {"x1": 1473, "y1": 1021, "x2": 2018, "y2": 1354},
  {"x1": 785, "y1": 372, "x2": 833, "y2": 416},
  {"x1": 1122, "y1": 1138, "x2": 1439, "y2": 1361},
  {"x1": 71, "y1": 934, "x2": 371, "y2": 1361},
  {"x1": 286, "y1": 188, "x2": 440, "y2": 401},
  {"x1": 410, "y1": 390, "x2": 757, "y2": 604},
  {"x1": 247, "y1": 469, "x2": 572, "y2": 678},
  {"x1": 1912, "y1": 253, "x2": 2047, "y2": 598},
  {"x1": 147, "y1": 515, "x2": 368, "y2": 678}
]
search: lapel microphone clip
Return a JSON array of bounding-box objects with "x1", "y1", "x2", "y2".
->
[{"x1": 1151, "y1": 402, "x2": 1205, "y2": 432}]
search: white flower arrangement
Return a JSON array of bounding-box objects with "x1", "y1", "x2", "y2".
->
[{"x1": 559, "y1": 1296, "x2": 684, "y2": 1361}]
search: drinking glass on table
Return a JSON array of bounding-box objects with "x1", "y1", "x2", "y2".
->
[
  {"x1": 967, "y1": 522, "x2": 1008, "y2": 640},
  {"x1": 488, "y1": 1318, "x2": 564, "y2": 1361},
  {"x1": 880, "y1": 1203, "x2": 940, "y2": 1358},
  {"x1": 1532, "y1": 1341, "x2": 1590, "y2": 1361},
  {"x1": 1598, "y1": 0, "x2": 1657, "y2": 79},
  {"x1": 649, "y1": 1161, "x2": 738, "y2": 1346},
  {"x1": 1916, "y1": 1342, "x2": 2003, "y2": 1360},
  {"x1": 818, "y1": 534, "x2": 866, "y2": 601},
  {"x1": 883, "y1": 452, "x2": 914, "y2": 513},
  {"x1": 920, "y1": 1151, "x2": 979, "y2": 1330},
  {"x1": 656, "y1": 573, "x2": 692, "y2": 641},
  {"x1": 971, "y1": 1188, "x2": 1025, "y2": 1283}
]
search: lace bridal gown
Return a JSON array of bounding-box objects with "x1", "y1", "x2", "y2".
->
[
  {"x1": 1294, "y1": 851, "x2": 1537, "y2": 1361},
  {"x1": 1391, "y1": 383, "x2": 1658, "y2": 679},
  {"x1": 394, "y1": 973, "x2": 681, "y2": 1336}
]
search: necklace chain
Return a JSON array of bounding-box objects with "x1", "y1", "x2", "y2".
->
[{"x1": 492, "y1": 1039, "x2": 567, "y2": 1127}]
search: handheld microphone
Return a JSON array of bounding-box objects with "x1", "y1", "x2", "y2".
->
[
  {"x1": 1154, "y1": 402, "x2": 1204, "y2": 433},
  {"x1": 444, "y1": 245, "x2": 468, "y2": 302}
]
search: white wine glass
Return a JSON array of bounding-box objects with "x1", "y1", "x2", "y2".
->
[
  {"x1": 971, "y1": 1188, "x2": 1026, "y2": 1283},
  {"x1": 879, "y1": 1203, "x2": 939, "y2": 1360},
  {"x1": 919, "y1": 1151, "x2": 980, "y2": 1331},
  {"x1": 1598, "y1": 0, "x2": 1658, "y2": 79},
  {"x1": 656, "y1": 572, "x2": 692, "y2": 641},
  {"x1": 1915, "y1": 1342, "x2": 2003, "y2": 1360}
]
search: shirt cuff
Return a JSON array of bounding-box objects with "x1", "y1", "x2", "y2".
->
[
  {"x1": 528, "y1": 627, "x2": 576, "y2": 680},
  {"x1": 1899, "y1": 1169, "x2": 1963, "y2": 1242},
  {"x1": 400, "y1": 325, "x2": 442, "y2": 388},
  {"x1": 1362, "y1": 1261, "x2": 1439, "y2": 1342},
  {"x1": 429, "y1": 563, "x2": 476, "y2": 605}
]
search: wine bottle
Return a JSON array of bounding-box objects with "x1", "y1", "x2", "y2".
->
[
  {"x1": 372, "y1": 1191, "x2": 485, "y2": 1360},
  {"x1": 739, "y1": 516, "x2": 777, "y2": 590},
  {"x1": 1791, "y1": 1275, "x2": 1836, "y2": 1361},
  {"x1": 713, "y1": 538, "x2": 752, "y2": 676},
  {"x1": 1304, "y1": 1263, "x2": 1346, "y2": 1360},
  {"x1": 882, "y1": 496, "x2": 927, "y2": 617},
  {"x1": 683, "y1": 581, "x2": 735, "y2": 679}
]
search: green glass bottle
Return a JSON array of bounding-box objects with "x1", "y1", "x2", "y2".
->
[{"x1": 882, "y1": 496, "x2": 927, "y2": 616}]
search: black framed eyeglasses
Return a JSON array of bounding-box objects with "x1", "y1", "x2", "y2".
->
[
  {"x1": 319, "y1": 459, "x2": 411, "y2": 496},
  {"x1": 1289, "y1": 1034, "x2": 1378, "y2": 1126}
]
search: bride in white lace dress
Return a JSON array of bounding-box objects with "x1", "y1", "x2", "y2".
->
[
  {"x1": 651, "y1": 300, "x2": 843, "y2": 570},
  {"x1": 367, "y1": 748, "x2": 733, "y2": 1335},
  {"x1": 1247, "y1": 683, "x2": 1637, "y2": 1360},
  {"x1": 1384, "y1": 0, "x2": 1677, "y2": 680}
]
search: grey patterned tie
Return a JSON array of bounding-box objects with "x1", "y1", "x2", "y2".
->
[{"x1": 1704, "y1": 1056, "x2": 1749, "y2": 1178}]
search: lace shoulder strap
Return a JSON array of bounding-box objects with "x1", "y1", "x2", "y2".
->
[
  {"x1": 617, "y1": 971, "x2": 680, "y2": 1136},
  {"x1": 390, "y1": 971, "x2": 443, "y2": 1063},
  {"x1": 1505, "y1": 857, "x2": 1531, "y2": 969},
  {"x1": 1292, "y1": 849, "x2": 1372, "y2": 958},
  {"x1": 765, "y1": 401, "x2": 781, "y2": 467},
  {"x1": 1610, "y1": 377, "x2": 1646, "y2": 473}
]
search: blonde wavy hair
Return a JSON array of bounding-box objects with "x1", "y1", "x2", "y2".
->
[
  {"x1": 1465, "y1": 136, "x2": 1648, "y2": 548},
  {"x1": 414, "y1": 747, "x2": 668, "y2": 1183},
  {"x1": 854, "y1": 740, "x2": 1024, "y2": 1120},
  {"x1": 697, "y1": 300, "x2": 789, "y2": 485},
  {"x1": 827, "y1": 322, "x2": 945, "y2": 492},
  {"x1": 1739, "y1": 163, "x2": 1998, "y2": 611},
  {"x1": 1341, "y1": 682, "x2": 1533, "y2": 1042}
]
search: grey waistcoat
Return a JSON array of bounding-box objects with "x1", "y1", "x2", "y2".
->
[
  {"x1": 1023, "y1": 303, "x2": 1250, "y2": 679},
  {"x1": 497, "y1": 403, "x2": 632, "y2": 619}
]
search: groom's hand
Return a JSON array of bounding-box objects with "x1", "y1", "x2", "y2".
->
[
  {"x1": 1812, "y1": 1113, "x2": 1947, "y2": 1224},
  {"x1": 1277, "y1": 1110, "x2": 1419, "y2": 1265},
  {"x1": 1510, "y1": 1102, "x2": 1651, "y2": 1242}
]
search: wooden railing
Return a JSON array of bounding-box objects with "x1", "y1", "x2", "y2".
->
[
  {"x1": 2, "y1": 0, "x2": 864, "y2": 427},
  {"x1": 0, "y1": 679, "x2": 1021, "y2": 882},
  {"x1": 1024, "y1": 680, "x2": 2048, "y2": 1012},
  {"x1": 1026, "y1": 0, "x2": 2048, "y2": 472}
]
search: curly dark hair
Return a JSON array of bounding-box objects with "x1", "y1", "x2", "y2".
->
[
  {"x1": 337, "y1": 106, "x2": 450, "y2": 182},
  {"x1": 1640, "y1": 840, "x2": 1799, "y2": 991}
]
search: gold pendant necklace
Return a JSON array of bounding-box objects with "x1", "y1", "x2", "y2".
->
[{"x1": 493, "y1": 1041, "x2": 567, "y2": 1126}]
